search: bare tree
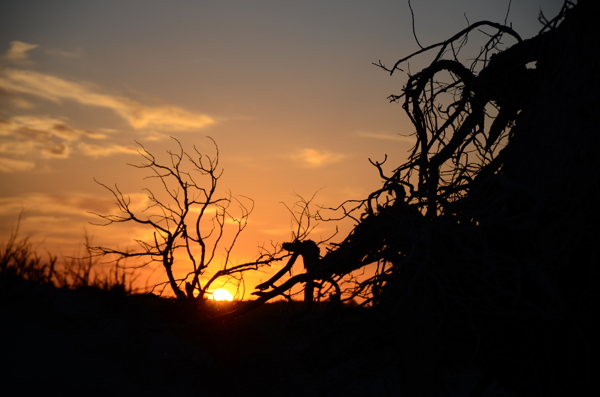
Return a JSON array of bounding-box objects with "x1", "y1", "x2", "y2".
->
[{"x1": 88, "y1": 137, "x2": 278, "y2": 308}]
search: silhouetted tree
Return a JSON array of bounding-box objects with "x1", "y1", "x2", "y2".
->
[
  {"x1": 362, "y1": 1, "x2": 596, "y2": 395},
  {"x1": 208, "y1": 1, "x2": 597, "y2": 395},
  {"x1": 89, "y1": 137, "x2": 280, "y2": 308}
]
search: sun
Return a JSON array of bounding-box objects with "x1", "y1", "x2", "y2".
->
[{"x1": 211, "y1": 288, "x2": 233, "y2": 301}]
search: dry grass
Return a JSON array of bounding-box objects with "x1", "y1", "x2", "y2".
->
[{"x1": 0, "y1": 222, "x2": 135, "y2": 294}]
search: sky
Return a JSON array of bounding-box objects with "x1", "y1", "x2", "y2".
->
[{"x1": 0, "y1": 0, "x2": 565, "y2": 296}]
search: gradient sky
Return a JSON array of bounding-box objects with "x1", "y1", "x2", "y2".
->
[{"x1": 0, "y1": 0, "x2": 564, "y2": 295}]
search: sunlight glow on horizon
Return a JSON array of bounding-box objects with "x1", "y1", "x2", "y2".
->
[
  {"x1": 0, "y1": 0, "x2": 565, "y2": 295},
  {"x1": 210, "y1": 288, "x2": 234, "y2": 301}
]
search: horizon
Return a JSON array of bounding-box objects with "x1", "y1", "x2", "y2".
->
[{"x1": 0, "y1": 0, "x2": 565, "y2": 297}]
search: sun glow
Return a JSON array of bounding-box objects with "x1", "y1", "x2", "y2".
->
[{"x1": 211, "y1": 288, "x2": 233, "y2": 301}]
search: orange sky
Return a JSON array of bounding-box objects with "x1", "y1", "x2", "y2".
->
[{"x1": 0, "y1": 0, "x2": 564, "y2": 297}]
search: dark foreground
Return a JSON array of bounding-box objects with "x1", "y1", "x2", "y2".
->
[{"x1": 1, "y1": 276, "x2": 519, "y2": 397}]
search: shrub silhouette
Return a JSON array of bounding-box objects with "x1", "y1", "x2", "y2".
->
[{"x1": 1, "y1": 216, "x2": 134, "y2": 294}]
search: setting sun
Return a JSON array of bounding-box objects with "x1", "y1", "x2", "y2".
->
[{"x1": 211, "y1": 288, "x2": 233, "y2": 301}]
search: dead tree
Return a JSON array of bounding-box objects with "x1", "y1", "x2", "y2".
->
[
  {"x1": 88, "y1": 137, "x2": 279, "y2": 308},
  {"x1": 254, "y1": 239, "x2": 322, "y2": 309},
  {"x1": 208, "y1": 1, "x2": 597, "y2": 395}
]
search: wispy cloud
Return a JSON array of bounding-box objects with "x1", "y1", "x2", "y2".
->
[
  {"x1": 4, "y1": 41, "x2": 38, "y2": 63},
  {"x1": 0, "y1": 193, "x2": 129, "y2": 250},
  {"x1": 1, "y1": 115, "x2": 106, "y2": 141},
  {"x1": 292, "y1": 148, "x2": 346, "y2": 168},
  {"x1": 0, "y1": 42, "x2": 215, "y2": 169},
  {"x1": 45, "y1": 48, "x2": 83, "y2": 58},
  {"x1": 0, "y1": 137, "x2": 38, "y2": 156},
  {"x1": 356, "y1": 131, "x2": 414, "y2": 142},
  {"x1": 0, "y1": 192, "x2": 140, "y2": 218},
  {"x1": 78, "y1": 142, "x2": 138, "y2": 158},
  {"x1": 259, "y1": 227, "x2": 290, "y2": 236},
  {"x1": 0, "y1": 157, "x2": 35, "y2": 172},
  {"x1": 0, "y1": 68, "x2": 215, "y2": 131},
  {"x1": 0, "y1": 116, "x2": 62, "y2": 164},
  {"x1": 40, "y1": 143, "x2": 69, "y2": 159},
  {"x1": 0, "y1": 115, "x2": 132, "y2": 166},
  {"x1": 8, "y1": 97, "x2": 35, "y2": 109}
]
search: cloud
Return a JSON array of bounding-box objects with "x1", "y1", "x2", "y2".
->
[
  {"x1": 4, "y1": 41, "x2": 38, "y2": 63},
  {"x1": 0, "y1": 115, "x2": 112, "y2": 164},
  {"x1": 45, "y1": 48, "x2": 83, "y2": 58},
  {"x1": 1, "y1": 115, "x2": 106, "y2": 141},
  {"x1": 356, "y1": 131, "x2": 414, "y2": 142},
  {"x1": 99, "y1": 128, "x2": 119, "y2": 134},
  {"x1": 41, "y1": 143, "x2": 69, "y2": 159},
  {"x1": 0, "y1": 116, "x2": 136, "y2": 163},
  {"x1": 259, "y1": 227, "x2": 290, "y2": 236},
  {"x1": 0, "y1": 87, "x2": 33, "y2": 110},
  {"x1": 0, "y1": 157, "x2": 35, "y2": 172},
  {"x1": 77, "y1": 142, "x2": 138, "y2": 158},
  {"x1": 9, "y1": 97, "x2": 34, "y2": 109},
  {"x1": 292, "y1": 148, "x2": 346, "y2": 168},
  {"x1": 0, "y1": 193, "x2": 116, "y2": 252},
  {"x1": 0, "y1": 138, "x2": 38, "y2": 156},
  {"x1": 0, "y1": 68, "x2": 215, "y2": 131},
  {"x1": 0, "y1": 192, "x2": 123, "y2": 218},
  {"x1": 0, "y1": 192, "x2": 175, "y2": 274}
]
